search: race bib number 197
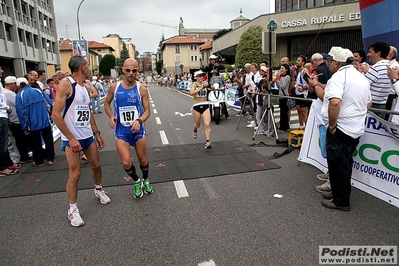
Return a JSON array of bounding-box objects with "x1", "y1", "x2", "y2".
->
[
  {"x1": 119, "y1": 106, "x2": 138, "y2": 126},
  {"x1": 75, "y1": 105, "x2": 90, "y2": 127}
]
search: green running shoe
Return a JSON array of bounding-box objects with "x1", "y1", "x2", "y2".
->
[
  {"x1": 134, "y1": 180, "x2": 143, "y2": 198},
  {"x1": 143, "y1": 179, "x2": 154, "y2": 194}
]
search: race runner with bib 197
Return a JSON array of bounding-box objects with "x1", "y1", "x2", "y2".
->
[{"x1": 114, "y1": 82, "x2": 144, "y2": 135}]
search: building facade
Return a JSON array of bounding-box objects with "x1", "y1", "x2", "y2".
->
[
  {"x1": 0, "y1": 0, "x2": 60, "y2": 78},
  {"x1": 103, "y1": 34, "x2": 136, "y2": 61},
  {"x1": 212, "y1": 2, "x2": 362, "y2": 67},
  {"x1": 161, "y1": 36, "x2": 204, "y2": 76}
]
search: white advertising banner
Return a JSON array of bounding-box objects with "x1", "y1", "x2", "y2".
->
[
  {"x1": 299, "y1": 106, "x2": 399, "y2": 208},
  {"x1": 225, "y1": 84, "x2": 241, "y2": 109}
]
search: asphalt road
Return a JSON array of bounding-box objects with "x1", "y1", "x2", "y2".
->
[{"x1": 1, "y1": 84, "x2": 398, "y2": 266}]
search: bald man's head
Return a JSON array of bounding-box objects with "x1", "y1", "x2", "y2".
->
[{"x1": 123, "y1": 58, "x2": 139, "y2": 68}]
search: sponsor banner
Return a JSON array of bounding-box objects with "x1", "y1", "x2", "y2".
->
[
  {"x1": 99, "y1": 87, "x2": 106, "y2": 100},
  {"x1": 180, "y1": 81, "x2": 192, "y2": 91},
  {"x1": 299, "y1": 106, "x2": 399, "y2": 208},
  {"x1": 72, "y1": 40, "x2": 89, "y2": 62},
  {"x1": 225, "y1": 84, "x2": 241, "y2": 109}
]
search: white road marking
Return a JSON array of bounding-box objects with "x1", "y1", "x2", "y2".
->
[
  {"x1": 159, "y1": 130, "x2": 169, "y2": 145},
  {"x1": 153, "y1": 109, "x2": 158, "y2": 114},
  {"x1": 155, "y1": 117, "x2": 161, "y2": 124},
  {"x1": 198, "y1": 259, "x2": 216, "y2": 266},
  {"x1": 152, "y1": 104, "x2": 155, "y2": 107},
  {"x1": 201, "y1": 179, "x2": 220, "y2": 199},
  {"x1": 174, "y1": 180, "x2": 189, "y2": 198}
]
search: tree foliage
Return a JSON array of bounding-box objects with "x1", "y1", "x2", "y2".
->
[
  {"x1": 120, "y1": 42, "x2": 130, "y2": 65},
  {"x1": 213, "y1": 29, "x2": 231, "y2": 40},
  {"x1": 99, "y1": 54, "x2": 116, "y2": 76},
  {"x1": 234, "y1": 25, "x2": 271, "y2": 69},
  {"x1": 132, "y1": 44, "x2": 139, "y2": 59},
  {"x1": 156, "y1": 60, "x2": 163, "y2": 75}
]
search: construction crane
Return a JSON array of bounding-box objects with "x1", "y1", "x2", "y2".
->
[{"x1": 141, "y1": 21, "x2": 178, "y2": 29}]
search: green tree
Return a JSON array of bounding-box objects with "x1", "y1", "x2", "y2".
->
[
  {"x1": 234, "y1": 25, "x2": 271, "y2": 69},
  {"x1": 120, "y1": 42, "x2": 130, "y2": 66},
  {"x1": 156, "y1": 60, "x2": 163, "y2": 74},
  {"x1": 132, "y1": 44, "x2": 139, "y2": 59},
  {"x1": 99, "y1": 54, "x2": 116, "y2": 76},
  {"x1": 213, "y1": 29, "x2": 231, "y2": 40}
]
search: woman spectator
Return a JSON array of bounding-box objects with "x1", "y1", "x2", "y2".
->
[
  {"x1": 353, "y1": 49, "x2": 367, "y2": 72},
  {"x1": 275, "y1": 64, "x2": 291, "y2": 131}
]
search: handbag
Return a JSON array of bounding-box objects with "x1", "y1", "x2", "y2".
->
[{"x1": 281, "y1": 87, "x2": 295, "y2": 109}]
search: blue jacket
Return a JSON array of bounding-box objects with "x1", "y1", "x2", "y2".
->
[{"x1": 15, "y1": 86, "x2": 53, "y2": 131}]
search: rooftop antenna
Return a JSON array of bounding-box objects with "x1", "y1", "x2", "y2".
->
[{"x1": 65, "y1": 24, "x2": 69, "y2": 39}]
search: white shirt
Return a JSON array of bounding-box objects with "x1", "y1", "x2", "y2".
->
[
  {"x1": 37, "y1": 81, "x2": 44, "y2": 90},
  {"x1": 321, "y1": 65, "x2": 372, "y2": 139},
  {"x1": 4, "y1": 88, "x2": 18, "y2": 123},
  {"x1": 0, "y1": 81, "x2": 9, "y2": 119},
  {"x1": 295, "y1": 69, "x2": 308, "y2": 97},
  {"x1": 391, "y1": 82, "x2": 399, "y2": 125}
]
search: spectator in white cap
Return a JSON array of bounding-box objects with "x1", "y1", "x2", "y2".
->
[
  {"x1": 0, "y1": 75, "x2": 20, "y2": 175},
  {"x1": 91, "y1": 76, "x2": 103, "y2": 113},
  {"x1": 4, "y1": 76, "x2": 31, "y2": 164},
  {"x1": 17, "y1": 77, "x2": 29, "y2": 88},
  {"x1": 319, "y1": 46, "x2": 371, "y2": 211}
]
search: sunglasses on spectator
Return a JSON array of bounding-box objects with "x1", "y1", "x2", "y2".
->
[
  {"x1": 196, "y1": 74, "x2": 204, "y2": 77},
  {"x1": 124, "y1": 68, "x2": 139, "y2": 73}
]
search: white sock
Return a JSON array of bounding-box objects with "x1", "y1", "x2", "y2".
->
[
  {"x1": 69, "y1": 203, "x2": 78, "y2": 212},
  {"x1": 95, "y1": 184, "x2": 102, "y2": 190}
]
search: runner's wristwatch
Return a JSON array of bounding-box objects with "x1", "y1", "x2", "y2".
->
[{"x1": 136, "y1": 119, "x2": 143, "y2": 125}]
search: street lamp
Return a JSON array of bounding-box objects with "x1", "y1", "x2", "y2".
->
[{"x1": 77, "y1": 0, "x2": 85, "y2": 40}]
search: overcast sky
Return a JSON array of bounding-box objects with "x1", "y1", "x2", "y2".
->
[{"x1": 54, "y1": 0, "x2": 275, "y2": 54}]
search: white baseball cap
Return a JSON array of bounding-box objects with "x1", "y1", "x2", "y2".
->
[
  {"x1": 260, "y1": 66, "x2": 268, "y2": 72},
  {"x1": 16, "y1": 77, "x2": 28, "y2": 86},
  {"x1": 328, "y1": 46, "x2": 354, "y2": 63},
  {"x1": 194, "y1": 70, "x2": 205, "y2": 77},
  {"x1": 4, "y1": 76, "x2": 17, "y2": 84}
]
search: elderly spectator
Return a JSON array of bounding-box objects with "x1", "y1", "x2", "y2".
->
[
  {"x1": 320, "y1": 47, "x2": 371, "y2": 211},
  {"x1": 15, "y1": 77, "x2": 55, "y2": 167},
  {"x1": 0, "y1": 75, "x2": 20, "y2": 175},
  {"x1": 4, "y1": 76, "x2": 31, "y2": 164}
]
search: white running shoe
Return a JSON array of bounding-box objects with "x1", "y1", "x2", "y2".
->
[
  {"x1": 94, "y1": 188, "x2": 111, "y2": 204},
  {"x1": 68, "y1": 208, "x2": 84, "y2": 227},
  {"x1": 246, "y1": 121, "x2": 256, "y2": 128}
]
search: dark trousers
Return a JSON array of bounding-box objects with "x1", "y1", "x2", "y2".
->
[
  {"x1": 9, "y1": 122, "x2": 31, "y2": 161},
  {"x1": 0, "y1": 117, "x2": 13, "y2": 170},
  {"x1": 29, "y1": 125, "x2": 55, "y2": 164},
  {"x1": 278, "y1": 99, "x2": 289, "y2": 130},
  {"x1": 326, "y1": 128, "x2": 359, "y2": 207}
]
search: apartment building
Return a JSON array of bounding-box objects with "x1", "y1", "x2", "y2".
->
[{"x1": 0, "y1": 0, "x2": 60, "y2": 78}]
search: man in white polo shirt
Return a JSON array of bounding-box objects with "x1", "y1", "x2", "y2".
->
[{"x1": 320, "y1": 47, "x2": 371, "y2": 211}]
